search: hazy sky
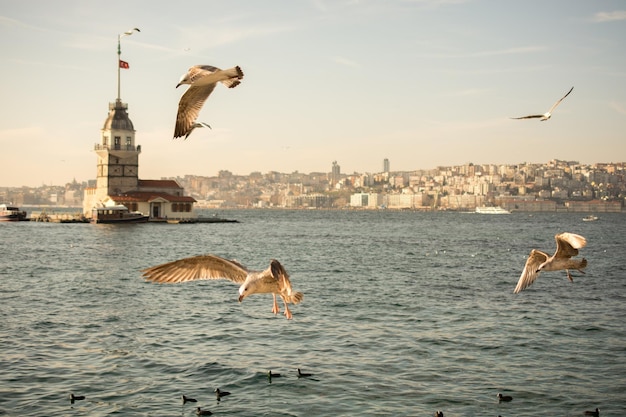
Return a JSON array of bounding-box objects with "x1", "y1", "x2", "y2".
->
[{"x1": 1, "y1": 0, "x2": 625, "y2": 187}]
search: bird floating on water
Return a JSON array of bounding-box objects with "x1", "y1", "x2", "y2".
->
[
  {"x1": 435, "y1": 411, "x2": 444, "y2": 417},
  {"x1": 215, "y1": 388, "x2": 230, "y2": 400},
  {"x1": 196, "y1": 407, "x2": 213, "y2": 415},
  {"x1": 174, "y1": 65, "x2": 243, "y2": 139},
  {"x1": 69, "y1": 394, "x2": 85, "y2": 404},
  {"x1": 511, "y1": 86, "x2": 573, "y2": 121},
  {"x1": 497, "y1": 393, "x2": 513, "y2": 402},
  {"x1": 182, "y1": 395, "x2": 197, "y2": 405},
  {"x1": 185, "y1": 121, "x2": 212, "y2": 140},
  {"x1": 142, "y1": 254, "x2": 303, "y2": 319},
  {"x1": 514, "y1": 232, "x2": 587, "y2": 293},
  {"x1": 584, "y1": 408, "x2": 600, "y2": 416},
  {"x1": 268, "y1": 370, "x2": 282, "y2": 383},
  {"x1": 297, "y1": 368, "x2": 312, "y2": 378}
]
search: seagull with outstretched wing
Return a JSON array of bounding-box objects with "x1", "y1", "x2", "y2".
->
[
  {"x1": 511, "y1": 86, "x2": 573, "y2": 121},
  {"x1": 142, "y1": 254, "x2": 303, "y2": 319},
  {"x1": 174, "y1": 65, "x2": 243, "y2": 139},
  {"x1": 514, "y1": 232, "x2": 587, "y2": 293}
]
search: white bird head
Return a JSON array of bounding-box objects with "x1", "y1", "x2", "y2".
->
[
  {"x1": 176, "y1": 73, "x2": 190, "y2": 88},
  {"x1": 238, "y1": 282, "x2": 251, "y2": 302}
]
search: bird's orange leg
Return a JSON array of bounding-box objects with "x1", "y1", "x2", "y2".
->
[
  {"x1": 281, "y1": 296, "x2": 293, "y2": 319},
  {"x1": 272, "y1": 293, "x2": 280, "y2": 315}
]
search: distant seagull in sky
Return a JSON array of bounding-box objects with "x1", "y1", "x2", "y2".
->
[
  {"x1": 174, "y1": 65, "x2": 243, "y2": 139},
  {"x1": 511, "y1": 86, "x2": 573, "y2": 121},
  {"x1": 121, "y1": 27, "x2": 140, "y2": 37},
  {"x1": 514, "y1": 232, "x2": 587, "y2": 293},
  {"x1": 184, "y1": 121, "x2": 212, "y2": 140},
  {"x1": 142, "y1": 254, "x2": 303, "y2": 319}
]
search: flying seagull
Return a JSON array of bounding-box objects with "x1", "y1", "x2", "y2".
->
[
  {"x1": 120, "y1": 28, "x2": 140, "y2": 38},
  {"x1": 174, "y1": 65, "x2": 243, "y2": 139},
  {"x1": 511, "y1": 86, "x2": 573, "y2": 121},
  {"x1": 142, "y1": 254, "x2": 303, "y2": 319},
  {"x1": 184, "y1": 121, "x2": 212, "y2": 140},
  {"x1": 514, "y1": 232, "x2": 587, "y2": 293}
]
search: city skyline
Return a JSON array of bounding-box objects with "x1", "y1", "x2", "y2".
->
[{"x1": 1, "y1": 1, "x2": 626, "y2": 187}]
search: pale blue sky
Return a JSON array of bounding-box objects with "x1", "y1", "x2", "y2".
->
[{"x1": 1, "y1": 0, "x2": 625, "y2": 187}]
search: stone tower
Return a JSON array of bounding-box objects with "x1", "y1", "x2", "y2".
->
[{"x1": 94, "y1": 99, "x2": 141, "y2": 197}]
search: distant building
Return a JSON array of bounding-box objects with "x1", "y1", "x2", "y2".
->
[
  {"x1": 331, "y1": 161, "x2": 341, "y2": 185},
  {"x1": 383, "y1": 158, "x2": 390, "y2": 173},
  {"x1": 82, "y1": 99, "x2": 196, "y2": 220}
]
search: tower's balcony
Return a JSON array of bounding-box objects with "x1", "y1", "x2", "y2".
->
[{"x1": 94, "y1": 143, "x2": 141, "y2": 153}]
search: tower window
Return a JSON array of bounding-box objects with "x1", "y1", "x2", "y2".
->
[
  {"x1": 114, "y1": 136, "x2": 121, "y2": 150},
  {"x1": 126, "y1": 136, "x2": 132, "y2": 150}
]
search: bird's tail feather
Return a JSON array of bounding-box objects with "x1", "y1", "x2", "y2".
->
[
  {"x1": 289, "y1": 292, "x2": 304, "y2": 304},
  {"x1": 220, "y1": 66, "x2": 244, "y2": 89}
]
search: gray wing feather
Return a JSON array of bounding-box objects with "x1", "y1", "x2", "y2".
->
[
  {"x1": 142, "y1": 254, "x2": 249, "y2": 284},
  {"x1": 511, "y1": 115, "x2": 544, "y2": 119},
  {"x1": 547, "y1": 86, "x2": 574, "y2": 113},
  {"x1": 554, "y1": 232, "x2": 586, "y2": 258},
  {"x1": 175, "y1": 83, "x2": 218, "y2": 138},
  {"x1": 514, "y1": 249, "x2": 548, "y2": 293}
]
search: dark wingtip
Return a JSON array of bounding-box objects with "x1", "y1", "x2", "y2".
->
[{"x1": 270, "y1": 259, "x2": 286, "y2": 278}]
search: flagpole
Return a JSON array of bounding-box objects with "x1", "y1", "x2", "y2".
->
[
  {"x1": 117, "y1": 28, "x2": 140, "y2": 101},
  {"x1": 117, "y1": 33, "x2": 121, "y2": 101}
]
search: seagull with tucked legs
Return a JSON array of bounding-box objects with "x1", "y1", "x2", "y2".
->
[
  {"x1": 184, "y1": 121, "x2": 212, "y2": 140},
  {"x1": 174, "y1": 65, "x2": 243, "y2": 139},
  {"x1": 511, "y1": 86, "x2": 573, "y2": 121}
]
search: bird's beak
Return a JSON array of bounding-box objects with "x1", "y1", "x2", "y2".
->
[
  {"x1": 238, "y1": 295, "x2": 244, "y2": 303},
  {"x1": 175, "y1": 83, "x2": 182, "y2": 88}
]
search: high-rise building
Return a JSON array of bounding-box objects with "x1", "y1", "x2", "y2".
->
[
  {"x1": 331, "y1": 161, "x2": 341, "y2": 185},
  {"x1": 383, "y1": 158, "x2": 390, "y2": 173}
]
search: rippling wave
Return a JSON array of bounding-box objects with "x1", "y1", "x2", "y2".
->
[{"x1": 1, "y1": 211, "x2": 624, "y2": 416}]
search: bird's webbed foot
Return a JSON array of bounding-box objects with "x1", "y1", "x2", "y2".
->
[{"x1": 272, "y1": 294, "x2": 280, "y2": 315}]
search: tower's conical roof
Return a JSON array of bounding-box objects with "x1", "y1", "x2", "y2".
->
[{"x1": 103, "y1": 99, "x2": 135, "y2": 131}]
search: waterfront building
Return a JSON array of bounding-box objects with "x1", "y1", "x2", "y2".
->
[
  {"x1": 82, "y1": 30, "x2": 195, "y2": 220},
  {"x1": 82, "y1": 100, "x2": 196, "y2": 220}
]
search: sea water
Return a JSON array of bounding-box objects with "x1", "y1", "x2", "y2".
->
[{"x1": 1, "y1": 210, "x2": 625, "y2": 416}]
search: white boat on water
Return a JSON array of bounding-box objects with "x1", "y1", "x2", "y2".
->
[
  {"x1": 91, "y1": 205, "x2": 149, "y2": 224},
  {"x1": 475, "y1": 206, "x2": 511, "y2": 214},
  {"x1": 0, "y1": 203, "x2": 27, "y2": 221},
  {"x1": 582, "y1": 215, "x2": 598, "y2": 222}
]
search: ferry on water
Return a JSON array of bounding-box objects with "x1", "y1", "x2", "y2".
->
[
  {"x1": 0, "y1": 204, "x2": 27, "y2": 221},
  {"x1": 475, "y1": 206, "x2": 511, "y2": 215},
  {"x1": 91, "y1": 204, "x2": 149, "y2": 224}
]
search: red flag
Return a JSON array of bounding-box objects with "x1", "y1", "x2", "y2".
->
[{"x1": 119, "y1": 60, "x2": 129, "y2": 69}]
